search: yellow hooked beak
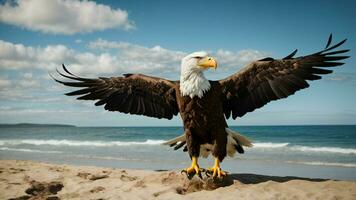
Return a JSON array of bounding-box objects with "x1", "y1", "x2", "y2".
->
[{"x1": 197, "y1": 57, "x2": 217, "y2": 70}]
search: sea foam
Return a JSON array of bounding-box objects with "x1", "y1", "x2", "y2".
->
[
  {"x1": 0, "y1": 147, "x2": 62, "y2": 153},
  {"x1": 290, "y1": 146, "x2": 356, "y2": 154},
  {"x1": 285, "y1": 161, "x2": 356, "y2": 168},
  {"x1": 252, "y1": 142, "x2": 356, "y2": 154},
  {"x1": 0, "y1": 139, "x2": 166, "y2": 147},
  {"x1": 253, "y1": 142, "x2": 290, "y2": 148},
  {"x1": 1, "y1": 139, "x2": 356, "y2": 155}
]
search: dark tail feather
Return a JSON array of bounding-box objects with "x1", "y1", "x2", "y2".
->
[
  {"x1": 174, "y1": 141, "x2": 186, "y2": 150},
  {"x1": 234, "y1": 139, "x2": 245, "y2": 154}
]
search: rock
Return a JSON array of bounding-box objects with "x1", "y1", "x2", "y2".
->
[
  {"x1": 77, "y1": 172, "x2": 109, "y2": 180},
  {"x1": 47, "y1": 182, "x2": 64, "y2": 194},
  {"x1": 25, "y1": 181, "x2": 63, "y2": 196},
  {"x1": 77, "y1": 172, "x2": 91, "y2": 179},
  {"x1": 175, "y1": 186, "x2": 187, "y2": 195},
  {"x1": 90, "y1": 186, "x2": 105, "y2": 193},
  {"x1": 88, "y1": 174, "x2": 109, "y2": 181},
  {"x1": 120, "y1": 174, "x2": 137, "y2": 181},
  {"x1": 176, "y1": 175, "x2": 234, "y2": 195},
  {"x1": 8, "y1": 195, "x2": 31, "y2": 200},
  {"x1": 134, "y1": 180, "x2": 146, "y2": 188},
  {"x1": 25, "y1": 182, "x2": 45, "y2": 195},
  {"x1": 46, "y1": 196, "x2": 60, "y2": 200}
]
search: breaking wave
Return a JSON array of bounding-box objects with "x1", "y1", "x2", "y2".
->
[
  {"x1": 0, "y1": 147, "x2": 62, "y2": 154},
  {"x1": 72, "y1": 155, "x2": 149, "y2": 162},
  {"x1": 285, "y1": 161, "x2": 356, "y2": 168},
  {"x1": 1, "y1": 139, "x2": 355, "y2": 155},
  {"x1": 253, "y1": 142, "x2": 289, "y2": 148},
  {"x1": 253, "y1": 142, "x2": 356, "y2": 154},
  {"x1": 0, "y1": 139, "x2": 166, "y2": 147},
  {"x1": 290, "y1": 146, "x2": 356, "y2": 154}
]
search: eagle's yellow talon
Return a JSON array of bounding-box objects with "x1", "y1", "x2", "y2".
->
[
  {"x1": 181, "y1": 156, "x2": 203, "y2": 179},
  {"x1": 206, "y1": 157, "x2": 227, "y2": 178}
]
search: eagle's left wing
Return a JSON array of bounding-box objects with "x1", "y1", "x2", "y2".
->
[
  {"x1": 52, "y1": 65, "x2": 179, "y2": 120},
  {"x1": 219, "y1": 35, "x2": 349, "y2": 119}
]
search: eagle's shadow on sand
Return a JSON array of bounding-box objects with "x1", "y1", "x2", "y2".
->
[
  {"x1": 154, "y1": 171, "x2": 332, "y2": 194},
  {"x1": 173, "y1": 173, "x2": 332, "y2": 195},
  {"x1": 227, "y1": 173, "x2": 330, "y2": 184},
  {"x1": 154, "y1": 170, "x2": 331, "y2": 185}
]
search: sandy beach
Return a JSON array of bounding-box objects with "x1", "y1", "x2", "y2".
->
[{"x1": 0, "y1": 160, "x2": 355, "y2": 200}]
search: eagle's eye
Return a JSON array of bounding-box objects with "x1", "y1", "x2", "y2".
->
[{"x1": 193, "y1": 56, "x2": 203, "y2": 59}]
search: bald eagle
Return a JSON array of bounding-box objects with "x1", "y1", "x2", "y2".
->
[{"x1": 53, "y1": 35, "x2": 348, "y2": 178}]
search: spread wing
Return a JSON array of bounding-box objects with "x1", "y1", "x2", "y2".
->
[
  {"x1": 219, "y1": 34, "x2": 349, "y2": 119},
  {"x1": 53, "y1": 65, "x2": 179, "y2": 119}
]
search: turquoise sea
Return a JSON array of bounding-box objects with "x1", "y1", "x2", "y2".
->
[{"x1": 0, "y1": 125, "x2": 355, "y2": 180}]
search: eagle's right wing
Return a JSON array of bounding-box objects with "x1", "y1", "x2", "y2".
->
[{"x1": 219, "y1": 35, "x2": 349, "y2": 119}]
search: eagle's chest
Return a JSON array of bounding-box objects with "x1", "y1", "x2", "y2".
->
[
  {"x1": 182, "y1": 95, "x2": 208, "y2": 110},
  {"x1": 178, "y1": 84, "x2": 223, "y2": 124}
]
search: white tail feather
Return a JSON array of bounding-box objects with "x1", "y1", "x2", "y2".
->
[
  {"x1": 163, "y1": 128, "x2": 253, "y2": 158},
  {"x1": 225, "y1": 128, "x2": 253, "y2": 147},
  {"x1": 162, "y1": 134, "x2": 185, "y2": 145}
]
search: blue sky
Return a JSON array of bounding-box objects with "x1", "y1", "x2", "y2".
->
[{"x1": 0, "y1": 0, "x2": 355, "y2": 126}]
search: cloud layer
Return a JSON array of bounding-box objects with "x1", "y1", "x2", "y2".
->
[
  {"x1": 0, "y1": 0, "x2": 134, "y2": 34},
  {"x1": 0, "y1": 39, "x2": 266, "y2": 77}
]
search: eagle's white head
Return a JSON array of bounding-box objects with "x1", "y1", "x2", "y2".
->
[{"x1": 180, "y1": 51, "x2": 217, "y2": 98}]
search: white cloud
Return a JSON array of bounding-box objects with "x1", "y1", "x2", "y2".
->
[
  {"x1": 327, "y1": 76, "x2": 349, "y2": 81},
  {"x1": 0, "y1": 39, "x2": 183, "y2": 76},
  {"x1": 0, "y1": 40, "x2": 119, "y2": 74},
  {"x1": 325, "y1": 74, "x2": 355, "y2": 82},
  {"x1": 0, "y1": 39, "x2": 266, "y2": 79},
  {"x1": 0, "y1": 88, "x2": 32, "y2": 101},
  {"x1": 22, "y1": 72, "x2": 33, "y2": 79},
  {"x1": 88, "y1": 38, "x2": 266, "y2": 75},
  {"x1": 88, "y1": 38, "x2": 186, "y2": 74},
  {"x1": 0, "y1": 0, "x2": 134, "y2": 35},
  {"x1": 0, "y1": 72, "x2": 43, "y2": 101},
  {"x1": 0, "y1": 107, "x2": 93, "y2": 114},
  {"x1": 75, "y1": 39, "x2": 83, "y2": 44},
  {"x1": 215, "y1": 49, "x2": 266, "y2": 68},
  {"x1": 0, "y1": 78, "x2": 11, "y2": 89}
]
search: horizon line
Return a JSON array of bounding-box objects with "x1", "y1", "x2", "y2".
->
[{"x1": 1, "y1": 123, "x2": 356, "y2": 128}]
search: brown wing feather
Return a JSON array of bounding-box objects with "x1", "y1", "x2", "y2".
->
[
  {"x1": 53, "y1": 65, "x2": 179, "y2": 119},
  {"x1": 219, "y1": 34, "x2": 349, "y2": 119}
]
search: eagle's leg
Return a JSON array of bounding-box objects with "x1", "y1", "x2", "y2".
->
[
  {"x1": 206, "y1": 157, "x2": 227, "y2": 178},
  {"x1": 206, "y1": 133, "x2": 228, "y2": 178},
  {"x1": 181, "y1": 129, "x2": 203, "y2": 179},
  {"x1": 181, "y1": 156, "x2": 203, "y2": 179}
]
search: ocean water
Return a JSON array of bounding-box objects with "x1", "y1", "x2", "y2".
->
[{"x1": 0, "y1": 125, "x2": 355, "y2": 180}]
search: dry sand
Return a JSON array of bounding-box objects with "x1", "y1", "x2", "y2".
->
[{"x1": 1, "y1": 160, "x2": 355, "y2": 200}]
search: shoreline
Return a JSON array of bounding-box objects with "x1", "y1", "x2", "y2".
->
[
  {"x1": 1, "y1": 160, "x2": 356, "y2": 200},
  {"x1": 2, "y1": 155, "x2": 356, "y2": 181}
]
